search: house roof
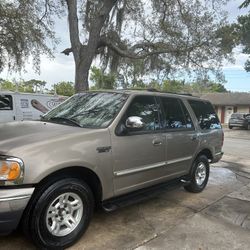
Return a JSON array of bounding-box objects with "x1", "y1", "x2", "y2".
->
[{"x1": 200, "y1": 92, "x2": 250, "y2": 106}]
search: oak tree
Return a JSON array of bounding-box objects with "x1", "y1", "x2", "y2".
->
[
  {"x1": 0, "y1": 0, "x2": 61, "y2": 73},
  {"x1": 62, "y1": 0, "x2": 233, "y2": 92}
]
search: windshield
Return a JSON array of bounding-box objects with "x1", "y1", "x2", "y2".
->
[{"x1": 42, "y1": 92, "x2": 128, "y2": 128}]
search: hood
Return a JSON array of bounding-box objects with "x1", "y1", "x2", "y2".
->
[{"x1": 0, "y1": 121, "x2": 92, "y2": 155}]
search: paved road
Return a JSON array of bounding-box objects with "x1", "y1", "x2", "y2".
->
[
  {"x1": 222, "y1": 128, "x2": 250, "y2": 175},
  {"x1": 223, "y1": 137, "x2": 250, "y2": 159}
]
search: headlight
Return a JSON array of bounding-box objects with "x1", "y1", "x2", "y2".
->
[{"x1": 0, "y1": 156, "x2": 24, "y2": 185}]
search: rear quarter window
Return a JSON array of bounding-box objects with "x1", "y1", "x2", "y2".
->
[{"x1": 188, "y1": 99, "x2": 221, "y2": 130}]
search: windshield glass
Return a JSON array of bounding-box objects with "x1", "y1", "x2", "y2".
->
[{"x1": 42, "y1": 92, "x2": 128, "y2": 128}]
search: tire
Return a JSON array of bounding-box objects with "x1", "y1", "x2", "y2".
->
[
  {"x1": 22, "y1": 178, "x2": 94, "y2": 249},
  {"x1": 184, "y1": 155, "x2": 209, "y2": 193},
  {"x1": 229, "y1": 125, "x2": 233, "y2": 129},
  {"x1": 247, "y1": 124, "x2": 250, "y2": 130}
]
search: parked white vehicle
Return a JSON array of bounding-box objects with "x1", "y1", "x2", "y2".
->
[{"x1": 0, "y1": 91, "x2": 67, "y2": 123}]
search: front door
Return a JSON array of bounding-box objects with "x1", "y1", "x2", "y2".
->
[
  {"x1": 111, "y1": 95, "x2": 166, "y2": 196},
  {"x1": 225, "y1": 106, "x2": 234, "y2": 124}
]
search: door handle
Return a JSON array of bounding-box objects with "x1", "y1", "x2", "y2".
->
[{"x1": 152, "y1": 139, "x2": 163, "y2": 146}]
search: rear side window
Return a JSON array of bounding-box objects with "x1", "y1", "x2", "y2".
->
[
  {"x1": 160, "y1": 97, "x2": 193, "y2": 130},
  {"x1": 0, "y1": 95, "x2": 13, "y2": 110},
  {"x1": 188, "y1": 100, "x2": 221, "y2": 130}
]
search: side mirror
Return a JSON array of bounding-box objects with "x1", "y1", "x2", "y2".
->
[{"x1": 125, "y1": 116, "x2": 145, "y2": 129}]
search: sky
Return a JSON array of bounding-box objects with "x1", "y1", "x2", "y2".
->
[{"x1": 0, "y1": 0, "x2": 250, "y2": 92}]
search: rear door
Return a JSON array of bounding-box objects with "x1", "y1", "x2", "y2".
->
[
  {"x1": 159, "y1": 97, "x2": 200, "y2": 177},
  {"x1": 111, "y1": 95, "x2": 166, "y2": 196},
  {"x1": 0, "y1": 94, "x2": 15, "y2": 123}
]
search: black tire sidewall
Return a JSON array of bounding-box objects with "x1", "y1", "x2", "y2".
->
[{"x1": 30, "y1": 178, "x2": 94, "y2": 249}]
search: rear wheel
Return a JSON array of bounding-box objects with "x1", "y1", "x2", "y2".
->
[
  {"x1": 184, "y1": 155, "x2": 209, "y2": 193},
  {"x1": 22, "y1": 178, "x2": 94, "y2": 249}
]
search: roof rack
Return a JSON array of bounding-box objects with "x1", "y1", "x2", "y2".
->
[
  {"x1": 123, "y1": 88, "x2": 193, "y2": 96},
  {"x1": 146, "y1": 88, "x2": 193, "y2": 96}
]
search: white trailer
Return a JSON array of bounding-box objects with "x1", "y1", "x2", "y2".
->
[{"x1": 0, "y1": 91, "x2": 67, "y2": 123}]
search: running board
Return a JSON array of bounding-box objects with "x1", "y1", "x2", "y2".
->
[
  {"x1": 102, "y1": 177, "x2": 190, "y2": 212},
  {"x1": 180, "y1": 179, "x2": 191, "y2": 185}
]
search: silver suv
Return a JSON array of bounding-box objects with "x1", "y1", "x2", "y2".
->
[{"x1": 0, "y1": 90, "x2": 224, "y2": 249}]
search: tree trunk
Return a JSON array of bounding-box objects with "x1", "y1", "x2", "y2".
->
[
  {"x1": 66, "y1": 0, "x2": 118, "y2": 92},
  {"x1": 74, "y1": 45, "x2": 94, "y2": 92},
  {"x1": 75, "y1": 60, "x2": 90, "y2": 92}
]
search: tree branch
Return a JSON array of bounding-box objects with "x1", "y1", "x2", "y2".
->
[
  {"x1": 38, "y1": 0, "x2": 49, "y2": 24},
  {"x1": 99, "y1": 38, "x2": 186, "y2": 59},
  {"x1": 61, "y1": 48, "x2": 73, "y2": 56}
]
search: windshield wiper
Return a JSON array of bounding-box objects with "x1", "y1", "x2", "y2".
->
[{"x1": 46, "y1": 117, "x2": 82, "y2": 127}]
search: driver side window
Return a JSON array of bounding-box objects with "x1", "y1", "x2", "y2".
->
[{"x1": 126, "y1": 95, "x2": 160, "y2": 131}]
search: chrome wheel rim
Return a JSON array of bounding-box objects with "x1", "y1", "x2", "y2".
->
[
  {"x1": 195, "y1": 162, "x2": 206, "y2": 186},
  {"x1": 46, "y1": 192, "x2": 83, "y2": 237}
]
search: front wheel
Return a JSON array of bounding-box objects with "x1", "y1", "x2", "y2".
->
[
  {"x1": 229, "y1": 125, "x2": 233, "y2": 129},
  {"x1": 23, "y1": 178, "x2": 94, "y2": 249},
  {"x1": 184, "y1": 155, "x2": 209, "y2": 193}
]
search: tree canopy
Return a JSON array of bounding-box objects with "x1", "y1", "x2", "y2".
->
[
  {"x1": 61, "y1": 0, "x2": 234, "y2": 92},
  {"x1": 0, "y1": 78, "x2": 46, "y2": 93},
  {"x1": 240, "y1": 0, "x2": 250, "y2": 8},
  {"x1": 55, "y1": 81, "x2": 75, "y2": 96},
  {"x1": 0, "y1": 0, "x2": 60, "y2": 73},
  {"x1": 89, "y1": 67, "x2": 228, "y2": 93},
  {"x1": 221, "y1": 0, "x2": 250, "y2": 72},
  {"x1": 237, "y1": 14, "x2": 250, "y2": 72},
  {"x1": 0, "y1": 0, "x2": 238, "y2": 92}
]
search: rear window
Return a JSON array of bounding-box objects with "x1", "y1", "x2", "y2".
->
[
  {"x1": 188, "y1": 100, "x2": 221, "y2": 130},
  {"x1": 0, "y1": 95, "x2": 13, "y2": 110}
]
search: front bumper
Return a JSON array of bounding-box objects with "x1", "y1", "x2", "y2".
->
[{"x1": 0, "y1": 187, "x2": 34, "y2": 235}]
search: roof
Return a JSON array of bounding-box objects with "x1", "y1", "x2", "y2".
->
[
  {"x1": 88, "y1": 89, "x2": 201, "y2": 101},
  {"x1": 201, "y1": 92, "x2": 250, "y2": 106}
]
